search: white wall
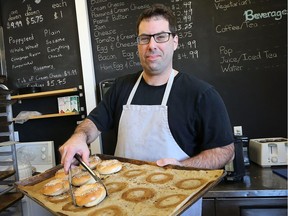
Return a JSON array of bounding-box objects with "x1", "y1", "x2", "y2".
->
[{"x1": 74, "y1": 0, "x2": 102, "y2": 154}]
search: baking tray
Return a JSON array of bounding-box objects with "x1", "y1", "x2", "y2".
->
[{"x1": 15, "y1": 154, "x2": 226, "y2": 216}]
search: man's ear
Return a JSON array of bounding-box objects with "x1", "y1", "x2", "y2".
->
[{"x1": 173, "y1": 35, "x2": 179, "y2": 51}]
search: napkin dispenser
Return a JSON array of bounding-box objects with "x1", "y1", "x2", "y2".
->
[{"x1": 224, "y1": 136, "x2": 246, "y2": 181}]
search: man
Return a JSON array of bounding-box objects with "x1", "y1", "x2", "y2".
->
[{"x1": 60, "y1": 4, "x2": 234, "y2": 215}]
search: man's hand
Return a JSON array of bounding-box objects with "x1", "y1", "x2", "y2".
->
[
  {"x1": 59, "y1": 133, "x2": 90, "y2": 174},
  {"x1": 156, "y1": 158, "x2": 182, "y2": 167},
  {"x1": 156, "y1": 143, "x2": 234, "y2": 169},
  {"x1": 59, "y1": 118, "x2": 100, "y2": 173}
]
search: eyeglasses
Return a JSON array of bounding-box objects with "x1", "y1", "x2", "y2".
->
[{"x1": 136, "y1": 32, "x2": 175, "y2": 45}]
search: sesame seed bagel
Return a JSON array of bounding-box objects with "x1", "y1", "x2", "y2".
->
[
  {"x1": 42, "y1": 178, "x2": 69, "y2": 196},
  {"x1": 74, "y1": 182, "x2": 106, "y2": 207},
  {"x1": 96, "y1": 159, "x2": 122, "y2": 175},
  {"x1": 72, "y1": 170, "x2": 100, "y2": 186},
  {"x1": 80, "y1": 155, "x2": 102, "y2": 170},
  {"x1": 54, "y1": 166, "x2": 81, "y2": 179}
]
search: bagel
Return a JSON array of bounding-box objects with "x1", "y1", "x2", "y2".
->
[
  {"x1": 96, "y1": 159, "x2": 122, "y2": 175},
  {"x1": 74, "y1": 182, "x2": 106, "y2": 207},
  {"x1": 55, "y1": 166, "x2": 81, "y2": 179},
  {"x1": 42, "y1": 178, "x2": 69, "y2": 196},
  {"x1": 72, "y1": 170, "x2": 100, "y2": 186},
  {"x1": 80, "y1": 155, "x2": 102, "y2": 170},
  {"x1": 47, "y1": 192, "x2": 70, "y2": 203},
  {"x1": 54, "y1": 168, "x2": 67, "y2": 179}
]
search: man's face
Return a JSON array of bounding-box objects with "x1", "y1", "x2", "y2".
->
[{"x1": 137, "y1": 17, "x2": 178, "y2": 76}]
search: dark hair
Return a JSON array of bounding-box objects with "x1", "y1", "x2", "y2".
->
[{"x1": 136, "y1": 4, "x2": 177, "y2": 35}]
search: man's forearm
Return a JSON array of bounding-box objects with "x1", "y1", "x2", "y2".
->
[
  {"x1": 73, "y1": 118, "x2": 100, "y2": 144},
  {"x1": 181, "y1": 143, "x2": 235, "y2": 169}
]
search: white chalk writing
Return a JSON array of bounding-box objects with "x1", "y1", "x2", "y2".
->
[{"x1": 244, "y1": 9, "x2": 287, "y2": 21}]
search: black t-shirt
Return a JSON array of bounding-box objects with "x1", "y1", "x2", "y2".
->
[{"x1": 88, "y1": 71, "x2": 234, "y2": 157}]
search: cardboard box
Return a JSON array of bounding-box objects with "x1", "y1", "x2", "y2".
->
[
  {"x1": 57, "y1": 95, "x2": 80, "y2": 113},
  {"x1": 70, "y1": 95, "x2": 80, "y2": 112}
]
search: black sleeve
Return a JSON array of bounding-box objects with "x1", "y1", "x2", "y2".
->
[
  {"x1": 87, "y1": 85, "x2": 115, "y2": 132},
  {"x1": 196, "y1": 87, "x2": 234, "y2": 150}
]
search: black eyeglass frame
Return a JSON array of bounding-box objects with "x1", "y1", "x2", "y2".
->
[{"x1": 136, "y1": 32, "x2": 176, "y2": 45}]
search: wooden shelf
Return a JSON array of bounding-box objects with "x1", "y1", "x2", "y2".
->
[
  {"x1": 0, "y1": 100, "x2": 16, "y2": 106},
  {"x1": 11, "y1": 87, "x2": 78, "y2": 100},
  {"x1": 13, "y1": 112, "x2": 80, "y2": 121},
  {"x1": 0, "y1": 89, "x2": 13, "y2": 95},
  {"x1": 0, "y1": 192, "x2": 24, "y2": 212},
  {"x1": 0, "y1": 170, "x2": 15, "y2": 181},
  {"x1": 0, "y1": 141, "x2": 17, "y2": 147}
]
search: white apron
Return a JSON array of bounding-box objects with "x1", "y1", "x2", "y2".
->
[
  {"x1": 114, "y1": 71, "x2": 202, "y2": 216},
  {"x1": 115, "y1": 70, "x2": 189, "y2": 161}
]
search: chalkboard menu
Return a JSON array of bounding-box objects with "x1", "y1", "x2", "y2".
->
[
  {"x1": 87, "y1": 0, "x2": 287, "y2": 138},
  {"x1": 0, "y1": 0, "x2": 83, "y2": 91}
]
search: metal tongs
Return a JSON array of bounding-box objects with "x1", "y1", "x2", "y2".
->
[
  {"x1": 68, "y1": 165, "x2": 77, "y2": 206},
  {"x1": 74, "y1": 153, "x2": 109, "y2": 196}
]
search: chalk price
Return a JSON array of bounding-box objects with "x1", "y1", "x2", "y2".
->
[
  {"x1": 46, "y1": 78, "x2": 67, "y2": 87},
  {"x1": 26, "y1": 15, "x2": 43, "y2": 25},
  {"x1": 177, "y1": 31, "x2": 193, "y2": 39},
  {"x1": 177, "y1": 50, "x2": 199, "y2": 60},
  {"x1": 7, "y1": 20, "x2": 23, "y2": 29}
]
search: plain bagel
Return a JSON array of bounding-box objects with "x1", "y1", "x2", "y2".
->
[
  {"x1": 74, "y1": 182, "x2": 106, "y2": 207},
  {"x1": 96, "y1": 159, "x2": 122, "y2": 175}
]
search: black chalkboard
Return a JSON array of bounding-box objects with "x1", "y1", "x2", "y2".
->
[
  {"x1": 0, "y1": 0, "x2": 83, "y2": 91},
  {"x1": 87, "y1": 0, "x2": 287, "y2": 139}
]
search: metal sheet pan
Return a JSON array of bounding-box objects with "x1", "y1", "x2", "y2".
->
[{"x1": 15, "y1": 154, "x2": 226, "y2": 216}]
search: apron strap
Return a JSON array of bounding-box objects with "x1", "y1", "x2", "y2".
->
[
  {"x1": 126, "y1": 72, "x2": 143, "y2": 105},
  {"x1": 161, "y1": 70, "x2": 174, "y2": 106},
  {"x1": 126, "y1": 70, "x2": 175, "y2": 106}
]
